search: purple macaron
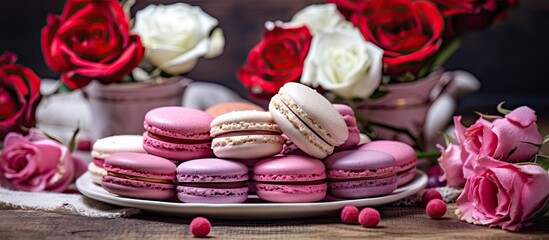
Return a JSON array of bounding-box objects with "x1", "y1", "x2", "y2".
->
[
  {"x1": 102, "y1": 153, "x2": 177, "y2": 200},
  {"x1": 325, "y1": 150, "x2": 397, "y2": 199},
  {"x1": 357, "y1": 140, "x2": 417, "y2": 186},
  {"x1": 176, "y1": 158, "x2": 249, "y2": 203}
]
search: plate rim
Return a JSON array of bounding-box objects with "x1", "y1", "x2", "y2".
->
[{"x1": 76, "y1": 170, "x2": 427, "y2": 218}]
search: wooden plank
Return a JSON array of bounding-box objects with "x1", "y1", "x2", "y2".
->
[{"x1": 1, "y1": 204, "x2": 547, "y2": 239}]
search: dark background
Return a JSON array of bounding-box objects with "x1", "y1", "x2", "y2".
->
[{"x1": 1, "y1": 0, "x2": 548, "y2": 114}]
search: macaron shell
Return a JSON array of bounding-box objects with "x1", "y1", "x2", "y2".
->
[
  {"x1": 176, "y1": 158, "x2": 249, "y2": 183},
  {"x1": 88, "y1": 162, "x2": 106, "y2": 185},
  {"x1": 278, "y1": 83, "x2": 348, "y2": 146},
  {"x1": 144, "y1": 107, "x2": 213, "y2": 140},
  {"x1": 334, "y1": 126, "x2": 360, "y2": 152},
  {"x1": 269, "y1": 95, "x2": 333, "y2": 159},
  {"x1": 91, "y1": 135, "x2": 146, "y2": 159},
  {"x1": 325, "y1": 150, "x2": 396, "y2": 180},
  {"x1": 102, "y1": 175, "x2": 175, "y2": 200},
  {"x1": 397, "y1": 167, "x2": 417, "y2": 186},
  {"x1": 357, "y1": 140, "x2": 417, "y2": 186},
  {"x1": 205, "y1": 102, "x2": 264, "y2": 118},
  {"x1": 328, "y1": 177, "x2": 397, "y2": 199},
  {"x1": 255, "y1": 182, "x2": 327, "y2": 203},
  {"x1": 332, "y1": 104, "x2": 358, "y2": 127},
  {"x1": 210, "y1": 111, "x2": 280, "y2": 137},
  {"x1": 212, "y1": 135, "x2": 284, "y2": 159},
  {"x1": 142, "y1": 132, "x2": 214, "y2": 161},
  {"x1": 176, "y1": 186, "x2": 248, "y2": 203},
  {"x1": 104, "y1": 152, "x2": 176, "y2": 180},
  {"x1": 253, "y1": 155, "x2": 326, "y2": 182}
]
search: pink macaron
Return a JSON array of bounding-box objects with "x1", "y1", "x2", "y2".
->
[
  {"x1": 357, "y1": 140, "x2": 417, "y2": 186},
  {"x1": 90, "y1": 135, "x2": 146, "y2": 185},
  {"x1": 253, "y1": 155, "x2": 327, "y2": 203},
  {"x1": 143, "y1": 107, "x2": 214, "y2": 161},
  {"x1": 102, "y1": 152, "x2": 176, "y2": 200},
  {"x1": 325, "y1": 150, "x2": 397, "y2": 199},
  {"x1": 210, "y1": 111, "x2": 284, "y2": 159},
  {"x1": 269, "y1": 82, "x2": 348, "y2": 159},
  {"x1": 333, "y1": 104, "x2": 360, "y2": 152},
  {"x1": 176, "y1": 158, "x2": 249, "y2": 203}
]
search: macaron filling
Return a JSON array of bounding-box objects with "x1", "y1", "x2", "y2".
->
[
  {"x1": 144, "y1": 121, "x2": 211, "y2": 140},
  {"x1": 146, "y1": 131, "x2": 212, "y2": 144},
  {"x1": 176, "y1": 186, "x2": 248, "y2": 197},
  {"x1": 179, "y1": 182, "x2": 247, "y2": 188},
  {"x1": 210, "y1": 123, "x2": 281, "y2": 136},
  {"x1": 104, "y1": 164, "x2": 176, "y2": 180},
  {"x1": 253, "y1": 172, "x2": 326, "y2": 182},
  {"x1": 270, "y1": 95, "x2": 333, "y2": 156},
  {"x1": 177, "y1": 173, "x2": 249, "y2": 183},
  {"x1": 327, "y1": 167, "x2": 395, "y2": 180},
  {"x1": 328, "y1": 177, "x2": 397, "y2": 189},
  {"x1": 107, "y1": 172, "x2": 174, "y2": 184},
  {"x1": 255, "y1": 182, "x2": 327, "y2": 193},
  {"x1": 397, "y1": 161, "x2": 416, "y2": 174},
  {"x1": 278, "y1": 92, "x2": 342, "y2": 146}
]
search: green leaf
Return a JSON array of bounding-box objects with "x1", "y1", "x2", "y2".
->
[
  {"x1": 534, "y1": 154, "x2": 549, "y2": 171},
  {"x1": 120, "y1": 75, "x2": 133, "y2": 83},
  {"x1": 41, "y1": 130, "x2": 64, "y2": 144},
  {"x1": 368, "y1": 89, "x2": 389, "y2": 100},
  {"x1": 431, "y1": 38, "x2": 463, "y2": 70},
  {"x1": 474, "y1": 111, "x2": 501, "y2": 121},
  {"x1": 496, "y1": 102, "x2": 511, "y2": 115},
  {"x1": 67, "y1": 123, "x2": 80, "y2": 153},
  {"x1": 543, "y1": 135, "x2": 549, "y2": 145}
]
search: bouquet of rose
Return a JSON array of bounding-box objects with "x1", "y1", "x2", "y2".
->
[
  {"x1": 437, "y1": 104, "x2": 549, "y2": 231},
  {"x1": 238, "y1": 0, "x2": 517, "y2": 100},
  {"x1": 41, "y1": 0, "x2": 224, "y2": 92}
]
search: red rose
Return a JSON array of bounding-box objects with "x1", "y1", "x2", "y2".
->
[
  {"x1": 449, "y1": 0, "x2": 517, "y2": 34},
  {"x1": 238, "y1": 25, "x2": 312, "y2": 99},
  {"x1": 41, "y1": 0, "x2": 144, "y2": 90},
  {"x1": 326, "y1": 0, "x2": 374, "y2": 19},
  {"x1": 427, "y1": 0, "x2": 476, "y2": 17},
  {"x1": 0, "y1": 51, "x2": 41, "y2": 140},
  {"x1": 350, "y1": 0, "x2": 444, "y2": 78}
]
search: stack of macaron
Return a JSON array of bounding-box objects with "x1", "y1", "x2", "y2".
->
[
  {"x1": 89, "y1": 135, "x2": 146, "y2": 185},
  {"x1": 97, "y1": 82, "x2": 417, "y2": 204}
]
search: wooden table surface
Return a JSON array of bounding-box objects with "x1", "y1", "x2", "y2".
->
[{"x1": 1, "y1": 203, "x2": 548, "y2": 239}]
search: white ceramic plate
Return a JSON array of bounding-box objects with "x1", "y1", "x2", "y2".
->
[{"x1": 76, "y1": 171, "x2": 427, "y2": 219}]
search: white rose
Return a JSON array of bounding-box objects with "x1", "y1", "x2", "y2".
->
[
  {"x1": 133, "y1": 3, "x2": 224, "y2": 75},
  {"x1": 301, "y1": 28, "x2": 383, "y2": 99},
  {"x1": 289, "y1": 3, "x2": 353, "y2": 34}
]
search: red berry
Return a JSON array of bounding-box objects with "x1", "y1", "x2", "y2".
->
[
  {"x1": 340, "y1": 205, "x2": 359, "y2": 224},
  {"x1": 426, "y1": 199, "x2": 447, "y2": 219},
  {"x1": 422, "y1": 189, "x2": 443, "y2": 206},
  {"x1": 358, "y1": 208, "x2": 380, "y2": 227},
  {"x1": 190, "y1": 217, "x2": 211, "y2": 237}
]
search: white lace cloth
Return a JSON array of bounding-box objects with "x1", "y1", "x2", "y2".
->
[
  {"x1": 392, "y1": 186, "x2": 463, "y2": 206},
  {"x1": 0, "y1": 186, "x2": 140, "y2": 218}
]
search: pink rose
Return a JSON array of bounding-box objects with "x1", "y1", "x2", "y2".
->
[
  {"x1": 0, "y1": 130, "x2": 75, "y2": 192},
  {"x1": 490, "y1": 106, "x2": 542, "y2": 162},
  {"x1": 456, "y1": 156, "x2": 549, "y2": 231},
  {"x1": 454, "y1": 106, "x2": 542, "y2": 168},
  {"x1": 453, "y1": 116, "x2": 489, "y2": 178},
  {"x1": 436, "y1": 143, "x2": 466, "y2": 187}
]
